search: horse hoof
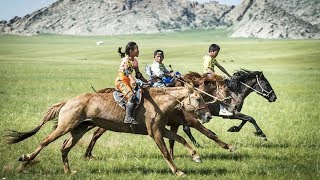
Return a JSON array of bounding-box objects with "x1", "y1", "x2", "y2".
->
[
  {"x1": 227, "y1": 126, "x2": 239, "y2": 132},
  {"x1": 229, "y1": 145, "x2": 237, "y2": 152},
  {"x1": 192, "y1": 156, "x2": 202, "y2": 163},
  {"x1": 18, "y1": 154, "x2": 27, "y2": 161},
  {"x1": 175, "y1": 170, "x2": 186, "y2": 177},
  {"x1": 85, "y1": 155, "x2": 95, "y2": 160},
  {"x1": 262, "y1": 137, "x2": 268, "y2": 141}
]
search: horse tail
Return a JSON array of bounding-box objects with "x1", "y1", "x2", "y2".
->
[{"x1": 4, "y1": 101, "x2": 66, "y2": 144}]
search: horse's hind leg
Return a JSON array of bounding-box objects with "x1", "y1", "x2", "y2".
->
[
  {"x1": 84, "y1": 127, "x2": 107, "y2": 159},
  {"x1": 61, "y1": 124, "x2": 92, "y2": 173},
  {"x1": 231, "y1": 112, "x2": 267, "y2": 141},
  {"x1": 18, "y1": 126, "x2": 71, "y2": 163},
  {"x1": 227, "y1": 120, "x2": 246, "y2": 132},
  {"x1": 19, "y1": 107, "x2": 84, "y2": 163},
  {"x1": 163, "y1": 128, "x2": 202, "y2": 163}
]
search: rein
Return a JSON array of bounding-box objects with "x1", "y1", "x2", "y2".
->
[
  {"x1": 160, "y1": 81, "x2": 208, "y2": 113},
  {"x1": 91, "y1": 86, "x2": 130, "y2": 104},
  {"x1": 239, "y1": 75, "x2": 273, "y2": 97},
  {"x1": 175, "y1": 79, "x2": 212, "y2": 113},
  {"x1": 91, "y1": 86, "x2": 112, "y2": 101}
]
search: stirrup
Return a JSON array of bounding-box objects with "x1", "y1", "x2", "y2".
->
[{"x1": 124, "y1": 116, "x2": 133, "y2": 124}]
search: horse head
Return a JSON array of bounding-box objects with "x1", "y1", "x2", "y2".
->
[
  {"x1": 177, "y1": 80, "x2": 213, "y2": 123},
  {"x1": 230, "y1": 69, "x2": 277, "y2": 102},
  {"x1": 254, "y1": 72, "x2": 277, "y2": 102}
]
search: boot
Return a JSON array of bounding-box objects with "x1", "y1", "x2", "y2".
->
[{"x1": 124, "y1": 101, "x2": 138, "y2": 124}]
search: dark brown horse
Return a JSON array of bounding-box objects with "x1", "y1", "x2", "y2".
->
[
  {"x1": 182, "y1": 69, "x2": 278, "y2": 148},
  {"x1": 4, "y1": 84, "x2": 210, "y2": 176},
  {"x1": 83, "y1": 72, "x2": 236, "y2": 160}
]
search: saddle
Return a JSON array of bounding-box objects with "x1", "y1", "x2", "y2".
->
[{"x1": 112, "y1": 86, "x2": 143, "y2": 110}]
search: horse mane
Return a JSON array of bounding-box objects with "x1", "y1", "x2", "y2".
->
[
  {"x1": 184, "y1": 71, "x2": 225, "y2": 86},
  {"x1": 226, "y1": 69, "x2": 262, "y2": 92},
  {"x1": 231, "y1": 69, "x2": 262, "y2": 82},
  {"x1": 148, "y1": 86, "x2": 187, "y2": 94},
  {"x1": 183, "y1": 72, "x2": 203, "y2": 86},
  {"x1": 97, "y1": 88, "x2": 115, "y2": 93}
]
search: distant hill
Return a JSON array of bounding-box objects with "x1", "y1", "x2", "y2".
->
[
  {"x1": 224, "y1": 0, "x2": 320, "y2": 39},
  {"x1": 0, "y1": 0, "x2": 319, "y2": 39}
]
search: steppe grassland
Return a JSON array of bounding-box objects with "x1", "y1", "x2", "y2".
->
[{"x1": 0, "y1": 30, "x2": 319, "y2": 179}]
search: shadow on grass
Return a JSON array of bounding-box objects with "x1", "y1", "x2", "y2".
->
[
  {"x1": 255, "y1": 142, "x2": 291, "y2": 148},
  {"x1": 87, "y1": 166, "x2": 229, "y2": 176},
  {"x1": 201, "y1": 152, "x2": 251, "y2": 161}
]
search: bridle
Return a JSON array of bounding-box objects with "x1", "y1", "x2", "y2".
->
[
  {"x1": 163, "y1": 79, "x2": 209, "y2": 114},
  {"x1": 240, "y1": 74, "x2": 273, "y2": 97}
]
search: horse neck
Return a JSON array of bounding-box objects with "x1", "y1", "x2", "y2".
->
[
  {"x1": 231, "y1": 77, "x2": 256, "y2": 111},
  {"x1": 149, "y1": 87, "x2": 190, "y2": 110},
  {"x1": 199, "y1": 82, "x2": 217, "y2": 102},
  {"x1": 159, "y1": 87, "x2": 190, "y2": 101}
]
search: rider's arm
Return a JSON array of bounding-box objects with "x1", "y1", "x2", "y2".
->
[
  {"x1": 134, "y1": 67, "x2": 147, "y2": 83},
  {"x1": 215, "y1": 61, "x2": 231, "y2": 78},
  {"x1": 122, "y1": 61, "x2": 137, "y2": 86}
]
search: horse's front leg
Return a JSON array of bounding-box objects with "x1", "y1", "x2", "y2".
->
[
  {"x1": 163, "y1": 128, "x2": 202, "y2": 163},
  {"x1": 169, "y1": 125, "x2": 179, "y2": 160},
  {"x1": 228, "y1": 112, "x2": 267, "y2": 141},
  {"x1": 191, "y1": 121, "x2": 236, "y2": 152},
  {"x1": 149, "y1": 127, "x2": 185, "y2": 176},
  {"x1": 182, "y1": 125, "x2": 202, "y2": 148}
]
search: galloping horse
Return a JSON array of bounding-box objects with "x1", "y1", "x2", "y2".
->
[
  {"x1": 182, "y1": 69, "x2": 277, "y2": 148},
  {"x1": 84, "y1": 72, "x2": 236, "y2": 160},
  {"x1": 4, "y1": 84, "x2": 210, "y2": 176},
  {"x1": 225, "y1": 69, "x2": 277, "y2": 137}
]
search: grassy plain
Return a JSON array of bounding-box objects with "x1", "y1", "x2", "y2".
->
[{"x1": 0, "y1": 30, "x2": 319, "y2": 179}]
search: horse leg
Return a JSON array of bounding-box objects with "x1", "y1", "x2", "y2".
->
[
  {"x1": 169, "y1": 125, "x2": 179, "y2": 160},
  {"x1": 227, "y1": 120, "x2": 247, "y2": 132},
  {"x1": 163, "y1": 128, "x2": 202, "y2": 163},
  {"x1": 61, "y1": 124, "x2": 91, "y2": 173},
  {"x1": 18, "y1": 124, "x2": 71, "y2": 163},
  {"x1": 229, "y1": 112, "x2": 267, "y2": 141},
  {"x1": 179, "y1": 110, "x2": 201, "y2": 147},
  {"x1": 182, "y1": 125, "x2": 202, "y2": 148},
  {"x1": 84, "y1": 127, "x2": 107, "y2": 159},
  {"x1": 191, "y1": 121, "x2": 236, "y2": 152},
  {"x1": 150, "y1": 129, "x2": 185, "y2": 176}
]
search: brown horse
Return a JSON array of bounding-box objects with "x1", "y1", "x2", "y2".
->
[
  {"x1": 4, "y1": 84, "x2": 211, "y2": 176},
  {"x1": 84, "y1": 72, "x2": 236, "y2": 160}
]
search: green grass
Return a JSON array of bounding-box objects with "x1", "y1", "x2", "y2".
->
[{"x1": 0, "y1": 30, "x2": 320, "y2": 179}]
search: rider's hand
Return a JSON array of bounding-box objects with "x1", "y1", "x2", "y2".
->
[{"x1": 131, "y1": 82, "x2": 137, "y2": 88}]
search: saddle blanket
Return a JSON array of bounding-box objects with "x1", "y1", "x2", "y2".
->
[{"x1": 113, "y1": 87, "x2": 142, "y2": 110}]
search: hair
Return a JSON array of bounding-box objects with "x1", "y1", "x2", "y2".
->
[
  {"x1": 153, "y1": 49, "x2": 164, "y2": 58},
  {"x1": 208, "y1": 44, "x2": 220, "y2": 52},
  {"x1": 118, "y1": 41, "x2": 137, "y2": 58}
]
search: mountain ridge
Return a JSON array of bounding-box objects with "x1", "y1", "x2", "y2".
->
[{"x1": 1, "y1": 0, "x2": 319, "y2": 39}]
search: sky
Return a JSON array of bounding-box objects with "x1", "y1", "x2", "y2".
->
[{"x1": 0, "y1": 0, "x2": 241, "y2": 21}]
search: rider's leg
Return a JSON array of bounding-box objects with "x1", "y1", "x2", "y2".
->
[{"x1": 124, "y1": 94, "x2": 138, "y2": 124}]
